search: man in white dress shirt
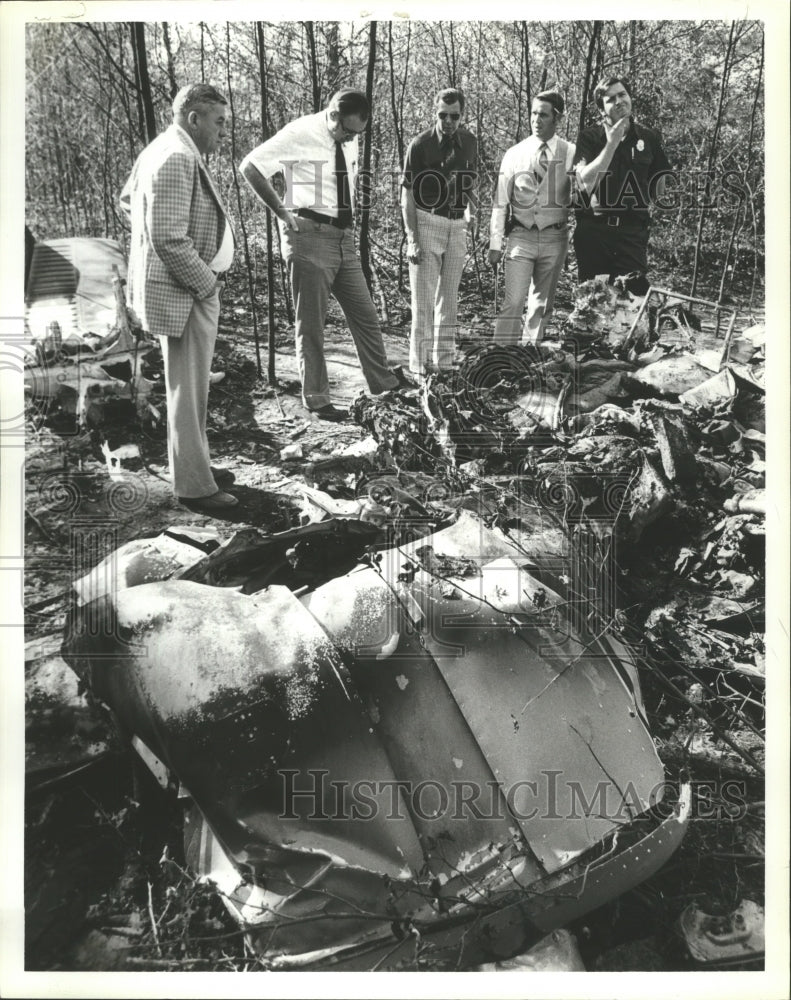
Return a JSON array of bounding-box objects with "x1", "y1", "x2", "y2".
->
[
  {"x1": 489, "y1": 91, "x2": 575, "y2": 345},
  {"x1": 240, "y1": 89, "x2": 399, "y2": 422}
]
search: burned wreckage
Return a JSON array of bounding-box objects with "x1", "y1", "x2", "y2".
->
[
  {"x1": 61, "y1": 306, "x2": 708, "y2": 968},
  {"x1": 63, "y1": 514, "x2": 690, "y2": 970}
]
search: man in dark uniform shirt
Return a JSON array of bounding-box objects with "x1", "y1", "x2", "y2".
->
[
  {"x1": 573, "y1": 75, "x2": 671, "y2": 295},
  {"x1": 401, "y1": 88, "x2": 478, "y2": 375}
]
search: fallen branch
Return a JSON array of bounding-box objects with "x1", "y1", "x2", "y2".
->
[{"x1": 632, "y1": 650, "x2": 764, "y2": 776}]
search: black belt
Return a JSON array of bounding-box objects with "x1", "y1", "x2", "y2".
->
[
  {"x1": 578, "y1": 213, "x2": 648, "y2": 228},
  {"x1": 295, "y1": 208, "x2": 351, "y2": 230},
  {"x1": 417, "y1": 206, "x2": 466, "y2": 221},
  {"x1": 513, "y1": 220, "x2": 566, "y2": 231}
]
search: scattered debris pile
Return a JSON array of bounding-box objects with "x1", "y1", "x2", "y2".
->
[
  {"x1": 346, "y1": 282, "x2": 766, "y2": 782},
  {"x1": 36, "y1": 279, "x2": 765, "y2": 972},
  {"x1": 62, "y1": 513, "x2": 692, "y2": 970}
]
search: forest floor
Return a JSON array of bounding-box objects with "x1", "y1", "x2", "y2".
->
[{"x1": 23, "y1": 258, "x2": 766, "y2": 973}]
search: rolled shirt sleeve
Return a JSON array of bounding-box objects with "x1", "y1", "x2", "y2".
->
[
  {"x1": 241, "y1": 113, "x2": 356, "y2": 216},
  {"x1": 240, "y1": 122, "x2": 302, "y2": 181}
]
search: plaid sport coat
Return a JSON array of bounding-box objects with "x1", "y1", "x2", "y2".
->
[{"x1": 120, "y1": 124, "x2": 228, "y2": 339}]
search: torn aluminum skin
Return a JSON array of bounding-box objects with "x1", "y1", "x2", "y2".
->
[{"x1": 62, "y1": 511, "x2": 690, "y2": 970}]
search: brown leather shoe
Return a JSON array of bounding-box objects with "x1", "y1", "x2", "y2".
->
[{"x1": 179, "y1": 490, "x2": 239, "y2": 512}]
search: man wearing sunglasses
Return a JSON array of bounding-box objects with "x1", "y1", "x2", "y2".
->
[
  {"x1": 401, "y1": 89, "x2": 478, "y2": 376},
  {"x1": 240, "y1": 89, "x2": 400, "y2": 422}
]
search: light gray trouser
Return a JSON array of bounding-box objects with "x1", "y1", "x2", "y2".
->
[
  {"x1": 494, "y1": 225, "x2": 568, "y2": 345},
  {"x1": 160, "y1": 287, "x2": 220, "y2": 499}
]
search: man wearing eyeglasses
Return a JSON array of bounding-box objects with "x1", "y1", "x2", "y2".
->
[
  {"x1": 401, "y1": 89, "x2": 478, "y2": 376},
  {"x1": 240, "y1": 89, "x2": 400, "y2": 422}
]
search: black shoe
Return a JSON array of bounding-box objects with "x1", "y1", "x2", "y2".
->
[
  {"x1": 390, "y1": 365, "x2": 418, "y2": 389},
  {"x1": 311, "y1": 404, "x2": 349, "y2": 423},
  {"x1": 211, "y1": 466, "x2": 236, "y2": 487}
]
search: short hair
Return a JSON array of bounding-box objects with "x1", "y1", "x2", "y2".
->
[
  {"x1": 593, "y1": 75, "x2": 632, "y2": 111},
  {"x1": 436, "y1": 88, "x2": 465, "y2": 115},
  {"x1": 328, "y1": 89, "x2": 370, "y2": 120},
  {"x1": 172, "y1": 83, "x2": 227, "y2": 120},
  {"x1": 534, "y1": 90, "x2": 565, "y2": 116}
]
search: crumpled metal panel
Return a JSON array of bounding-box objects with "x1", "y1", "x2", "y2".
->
[
  {"x1": 373, "y1": 518, "x2": 665, "y2": 873},
  {"x1": 62, "y1": 511, "x2": 681, "y2": 962},
  {"x1": 302, "y1": 568, "x2": 545, "y2": 883},
  {"x1": 258, "y1": 787, "x2": 692, "y2": 970},
  {"x1": 26, "y1": 237, "x2": 127, "y2": 342},
  {"x1": 64, "y1": 580, "x2": 425, "y2": 877}
]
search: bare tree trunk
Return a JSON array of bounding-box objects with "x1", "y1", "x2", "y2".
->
[
  {"x1": 304, "y1": 22, "x2": 321, "y2": 111},
  {"x1": 359, "y1": 22, "x2": 377, "y2": 298},
  {"x1": 256, "y1": 20, "x2": 279, "y2": 384},
  {"x1": 199, "y1": 22, "x2": 205, "y2": 82},
  {"x1": 437, "y1": 22, "x2": 457, "y2": 85},
  {"x1": 225, "y1": 24, "x2": 263, "y2": 375},
  {"x1": 130, "y1": 22, "x2": 157, "y2": 143},
  {"x1": 738, "y1": 35, "x2": 764, "y2": 303},
  {"x1": 629, "y1": 21, "x2": 637, "y2": 80},
  {"x1": 690, "y1": 21, "x2": 737, "y2": 297},
  {"x1": 522, "y1": 21, "x2": 531, "y2": 112},
  {"x1": 162, "y1": 22, "x2": 178, "y2": 99},
  {"x1": 325, "y1": 22, "x2": 342, "y2": 95},
  {"x1": 515, "y1": 23, "x2": 524, "y2": 140},
  {"x1": 387, "y1": 23, "x2": 405, "y2": 168},
  {"x1": 578, "y1": 21, "x2": 601, "y2": 135}
]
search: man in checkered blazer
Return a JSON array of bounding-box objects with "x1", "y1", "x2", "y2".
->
[{"x1": 121, "y1": 83, "x2": 237, "y2": 513}]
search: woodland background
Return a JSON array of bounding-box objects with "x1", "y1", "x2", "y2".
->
[
  {"x1": 18, "y1": 18, "x2": 773, "y2": 974},
  {"x1": 25, "y1": 18, "x2": 765, "y2": 349}
]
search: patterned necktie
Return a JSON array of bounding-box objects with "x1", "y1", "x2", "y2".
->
[
  {"x1": 335, "y1": 141, "x2": 353, "y2": 228},
  {"x1": 534, "y1": 142, "x2": 549, "y2": 185}
]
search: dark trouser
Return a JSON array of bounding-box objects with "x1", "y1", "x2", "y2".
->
[{"x1": 573, "y1": 217, "x2": 651, "y2": 295}]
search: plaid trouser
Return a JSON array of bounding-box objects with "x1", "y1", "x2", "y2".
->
[
  {"x1": 409, "y1": 209, "x2": 467, "y2": 374},
  {"x1": 493, "y1": 225, "x2": 568, "y2": 345}
]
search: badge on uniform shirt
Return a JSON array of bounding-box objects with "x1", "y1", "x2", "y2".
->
[{"x1": 636, "y1": 139, "x2": 645, "y2": 152}]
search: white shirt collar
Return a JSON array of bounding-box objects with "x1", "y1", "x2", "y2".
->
[{"x1": 526, "y1": 133, "x2": 560, "y2": 156}]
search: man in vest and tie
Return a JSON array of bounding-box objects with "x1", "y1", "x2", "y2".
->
[
  {"x1": 121, "y1": 83, "x2": 238, "y2": 513},
  {"x1": 240, "y1": 89, "x2": 401, "y2": 422},
  {"x1": 489, "y1": 91, "x2": 575, "y2": 345}
]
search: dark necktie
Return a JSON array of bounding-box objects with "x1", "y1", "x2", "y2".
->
[
  {"x1": 335, "y1": 141, "x2": 353, "y2": 228},
  {"x1": 440, "y1": 135, "x2": 456, "y2": 166},
  {"x1": 534, "y1": 142, "x2": 549, "y2": 185}
]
